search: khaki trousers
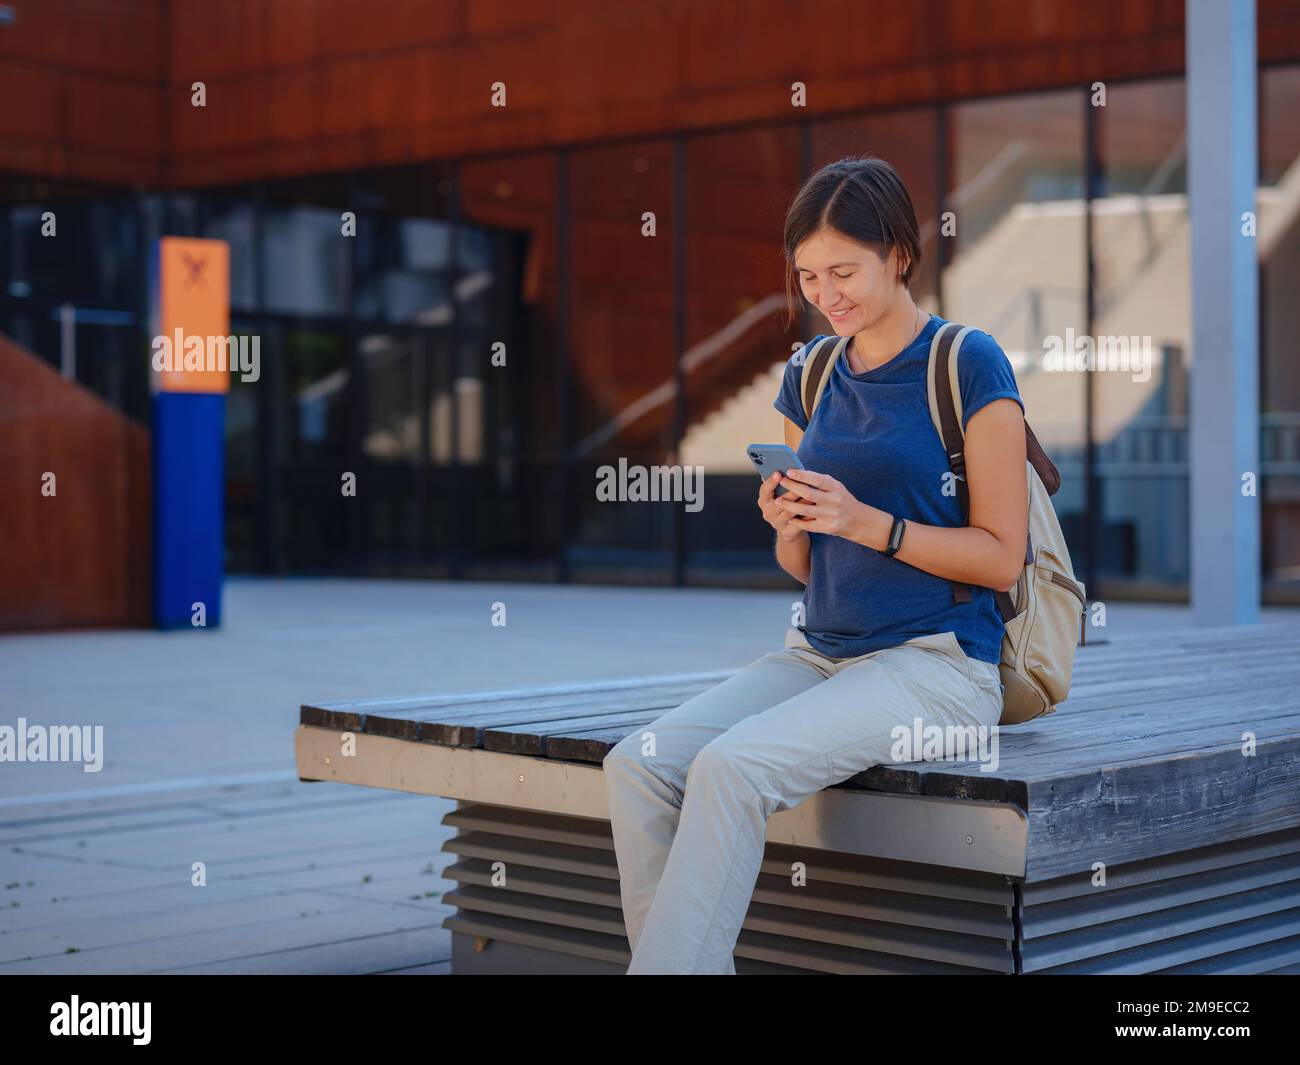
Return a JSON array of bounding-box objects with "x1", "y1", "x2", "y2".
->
[{"x1": 603, "y1": 627, "x2": 1003, "y2": 975}]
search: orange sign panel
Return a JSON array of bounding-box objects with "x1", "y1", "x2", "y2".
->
[{"x1": 154, "y1": 237, "x2": 231, "y2": 394}]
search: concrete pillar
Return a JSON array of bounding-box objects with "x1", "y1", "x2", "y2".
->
[{"x1": 1186, "y1": 0, "x2": 1259, "y2": 624}]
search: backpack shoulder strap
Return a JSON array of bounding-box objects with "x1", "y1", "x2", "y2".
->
[
  {"x1": 926, "y1": 322, "x2": 977, "y2": 605},
  {"x1": 799, "y1": 334, "x2": 848, "y2": 425},
  {"x1": 927, "y1": 321, "x2": 1030, "y2": 624}
]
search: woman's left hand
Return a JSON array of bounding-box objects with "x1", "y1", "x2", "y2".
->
[{"x1": 776, "y1": 468, "x2": 881, "y2": 543}]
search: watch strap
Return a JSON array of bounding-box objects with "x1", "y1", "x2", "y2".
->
[{"x1": 884, "y1": 515, "x2": 907, "y2": 557}]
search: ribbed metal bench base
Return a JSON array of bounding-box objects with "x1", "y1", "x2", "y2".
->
[{"x1": 439, "y1": 800, "x2": 1300, "y2": 975}]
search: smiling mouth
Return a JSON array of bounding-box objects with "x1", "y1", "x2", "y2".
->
[{"x1": 827, "y1": 307, "x2": 854, "y2": 319}]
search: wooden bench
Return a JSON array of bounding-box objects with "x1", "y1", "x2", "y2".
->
[{"x1": 294, "y1": 620, "x2": 1300, "y2": 974}]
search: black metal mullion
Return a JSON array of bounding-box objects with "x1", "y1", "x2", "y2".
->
[
  {"x1": 556, "y1": 151, "x2": 572, "y2": 584},
  {"x1": 0, "y1": 188, "x2": 10, "y2": 342},
  {"x1": 672, "y1": 138, "x2": 686, "y2": 587},
  {"x1": 448, "y1": 168, "x2": 464, "y2": 580},
  {"x1": 345, "y1": 172, "x2": 365, "y2": 577},
  {"x1": 936, "y1": 104, "x2": 950, "y2": 318},
  {"x1": 1083, "y1": 86, "x2": 1101, "y2": 603},
  {"x1": 429, "y1": 166, "x2": 459, "y2": 571},
  {"x1": 252, "y1": 183, "x2": 281, "y2": 574},
  {"x1": 1257, "y1": 66, "x2": 1268, "y2": 586},
  {"x1": 417, "y1": 325, "x2": 432, "y2": 571}
]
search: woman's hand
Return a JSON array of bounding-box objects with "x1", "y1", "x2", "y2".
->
[
  {"x1": 757, "y1": 472, "x2": 810, "y2": 543},
  {"x1": 776, "y1": 468, "x2": 887, "y2": 543}
]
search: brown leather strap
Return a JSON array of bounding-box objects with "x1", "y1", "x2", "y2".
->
[
  {"x1": 995, "y1": 589, "x2": 1016, "y2": 623},
  {"x1": 1025, "y1": 420, "x2": 1060, "y2": 496},
  {"x1": 934, "y1": 323, "x2": 1053, "y2": 608},
  {"x1": 931, "y1": 324, "x2": 974, "y2": 604},
  {"x1": 932, "y1": 323, "x2": 966, "y2": 504}
]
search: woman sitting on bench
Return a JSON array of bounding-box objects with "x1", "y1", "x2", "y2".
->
[{"x1": 603, "y1": 155, "x2": 1029, "y2": 975}]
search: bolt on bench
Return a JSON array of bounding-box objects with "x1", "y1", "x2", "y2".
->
[{"x1": 295, "y1": 621, "x2": 1300, "y2": 974}]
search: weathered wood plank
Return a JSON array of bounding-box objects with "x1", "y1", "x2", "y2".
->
[
  {"x1": 1021, "y1": 738, "x2": 1300, "y2": 880},
  {"x1": 522, "y1": 683, "x2": 1296, "y2": 769},
  {"x1": 303, "y1": 678, "x2": 723, "y2": 741},
  {"x1": 479, "y1": 664, "x2": 1300, "y2": 769},
  {"x1": 1001, "y1": 693, "x2": 1300, "y2": 778},
  {"x1": 305, "y1": 670, "x2": 733, "y2": 715},
  {"x1": 483, "y1": 706, "x2": 693, "y2": 757},
  {"x1": 859, "y1": 702, "x2": 1300, "y2": 807},
  {"x1": 403, "y1": 681, "x2": 718, "y2": 746}
]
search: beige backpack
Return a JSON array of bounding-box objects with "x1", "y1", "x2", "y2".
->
[{"x1": 797, "y1": 323, "x2": 1088, "y2": 725}]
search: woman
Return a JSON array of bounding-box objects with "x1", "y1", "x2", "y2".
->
[{"x1": 603, "y1": 156, "x2": 1029, "y2": 975}]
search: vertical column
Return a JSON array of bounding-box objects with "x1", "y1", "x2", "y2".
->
[
  {"x1": 150, "y1": 236, "x2": 231, "y2": 629},
  {"x1": 1083, "y1": 87, "x2": 1101, "y2": 608},
  {"x1": 555, "y1": 151, "x2": 572, "y2": 583},
  {"x1": 671, "y1": 137, "x2": 686, "y2": 586},
  {"x1": 1186, "y1": 0, "x2": 1259, "y2": 624}
]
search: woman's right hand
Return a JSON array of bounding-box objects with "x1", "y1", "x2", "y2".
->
[{"x1": 758, "y1": 473, "x2": 809, "y2": 542}]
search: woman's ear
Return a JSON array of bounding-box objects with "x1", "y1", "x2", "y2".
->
[{"x1": 895, "y1": 247, "x2": 911, "y2": 284}]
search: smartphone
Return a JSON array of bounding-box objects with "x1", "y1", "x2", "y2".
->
[{"x1": 746, "y1": 443, "x2": 805, "y2": 497}]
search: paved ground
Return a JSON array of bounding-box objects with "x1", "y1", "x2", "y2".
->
[{"x1": 0, "y1": 578, "x2": 1294, "y2": 973}]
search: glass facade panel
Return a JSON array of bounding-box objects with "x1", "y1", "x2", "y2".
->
[
  {"x1": 225, "y1": 318, "x2": 262, "y2": 573},
  {"x1": 273, "y1": 321, "x2": 350, "y2": 573},
  {"x1": 680, "y1": 125, "x2": 803, "y2": 584},
  {"x1": 202, "y1": 198, "x2": 258, "y2": 312},
  {"x1": 2, "y1": 68, "x2": 1295, "y2": 598},
  {"x1": 1092, "y1": 78, "x2": 1191, "y2": 590},
  {"x1": 566, "y1": 140, "x2": 677, "y2": 584},
  {"x1": 943, "y1": 90, "x2": 1089, "y2": 580},
  {"x1": 459, "y1": 152, "x2": 565, "y2": 578},
  {"x1": 1261, "y1": 64, "x2": 1300, "y2": 592},
  {"x1": 262, "y1": 205, "x2": 351, "y2": 319}
]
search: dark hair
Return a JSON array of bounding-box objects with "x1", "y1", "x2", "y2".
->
[{"x1": 781, "y1": 156, "x2": 922, "y2": 330}]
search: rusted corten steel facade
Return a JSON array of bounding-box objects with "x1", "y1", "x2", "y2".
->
[{"x1": 5, "y1": 0, "x2": 1300, "y2": 188}]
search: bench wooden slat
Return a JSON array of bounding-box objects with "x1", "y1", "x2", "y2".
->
[
  {"x1": 378, "y1": 680, "x2": 721, "y2": 745},
  {"x1": 301, "y1": 676, "x2": 727, "y2": 738},
  {"x1": 483, "y1": 706, "x2": 698, "y2": 757},
  {"x1": 307, "y1": 670, "x2": 734, "y2": 715}
]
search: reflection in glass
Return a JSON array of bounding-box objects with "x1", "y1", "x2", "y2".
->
[
  {"x1": 458, "y1": 153, "x2": 565, "y2": 576},
  {"x1": 680, "y1": 126, "x2": 803, "y2": 583},
  {"x1": 944, "y1": 90, "x2": 1087, "y2": 576},
  {"x1": 1260, "y1": 64, "x2": 1300, "y2": 590},
  {"x1": 263, "y1": 206, "x2": 350, "y2": 318},
  {"x1": 567, "y1": 140, "x2": 677, "y2": 583},
  {"x1": 1094, "y1": 77, "x2": 1190, "y2": 588}
]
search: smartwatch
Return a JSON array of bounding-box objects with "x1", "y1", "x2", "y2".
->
[{"x1": 883, "y1": 515, "x2": 907, "y2": 557}]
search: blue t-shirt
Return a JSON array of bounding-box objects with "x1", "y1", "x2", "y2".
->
[{"x1": 772, "y1": 314, "x2": 1024, "y2": 663}]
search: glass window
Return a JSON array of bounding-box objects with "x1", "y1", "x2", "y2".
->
[
  {"x1": 457, "y1": 152, "x2": 564, "y2": 578},
  {"x1": 261, "y1": 175, "x2": 351, "y2": 320},
  {"x1": 679, "y1": 125, "x2": 804, "y2": 584},
  {"x1": 202, "y1": 198, "x2": 258, "y2": 312},
  {"x1": 565, "y1": 140, "x2": 677, "y2": 584},
  {"x1": 1260, "y1": 63, "x2": 1300, "y2": 593},
  {"x1": 354, "y1": 163, "x2": 457, "y2": 325},
  {"x1": 70, "y1": 318, "x2": 147, "y2": 419},
  {"x1": 943, "y1": 89, "x2": 1088, "y2": 579},
  {"x1": 356, "y1": 328, "x2": 424, "y2": 572},
  {"x1": 1094, "y1": 77, "x2": 1190, "y2": 590},
  {"x1": 262, "y1": 205, "x2": 350, "y2": 318},
  {"x1": 272, "y1": 322, "x2": 351, "y2": 572}
]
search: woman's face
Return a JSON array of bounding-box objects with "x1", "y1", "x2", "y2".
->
[{"x1": 793, "y1": 227, "x2": 905, "y2": 334}]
